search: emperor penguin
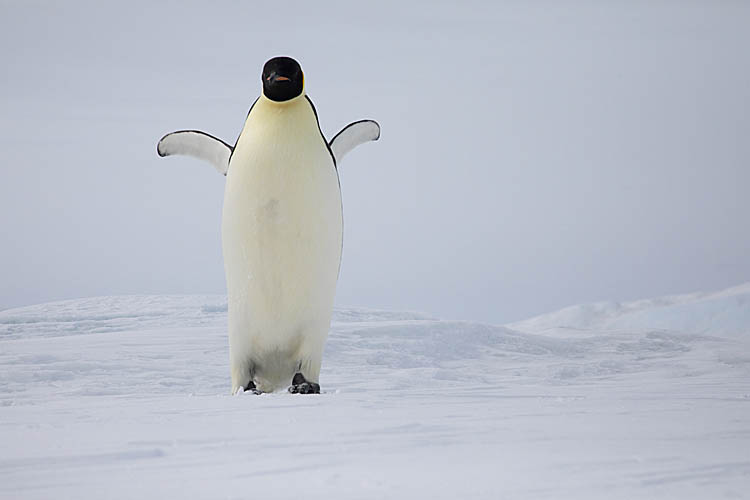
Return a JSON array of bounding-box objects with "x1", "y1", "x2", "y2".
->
[{"x1": 157, "y1": 56, "x2": 379, "y2": 394}]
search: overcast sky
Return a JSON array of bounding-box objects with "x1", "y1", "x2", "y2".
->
[{"x1": 1, "y1": 1, "x2": 748, "y2": 324}]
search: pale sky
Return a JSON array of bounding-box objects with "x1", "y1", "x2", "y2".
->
[{"x1": 1, "y1": 1, "x2": 748, "y2": 323}]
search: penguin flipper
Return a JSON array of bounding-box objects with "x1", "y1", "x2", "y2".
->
[
  {"x1": 329, "y1": 120, "x2": 380, "y2": 164},
  {"x1": 157, "y1": 130, "x2": 233, "y2": 176}
]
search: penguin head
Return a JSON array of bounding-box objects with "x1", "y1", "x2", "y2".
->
[{"x1": 262, "y1": 56, "x2": 304, "y2": 102}]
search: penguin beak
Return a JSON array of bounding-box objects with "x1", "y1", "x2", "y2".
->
[{"x1": 267, "y1": 73, "x2": 291, "y2": 83}]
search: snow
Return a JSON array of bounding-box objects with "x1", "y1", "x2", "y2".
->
[{"x1": 1, "y1": 287, "x2": 749, "y2": 499}]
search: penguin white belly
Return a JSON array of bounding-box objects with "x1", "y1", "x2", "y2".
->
[{"x1": 222, "y1": 96, "x2": 342, "y2": 393}]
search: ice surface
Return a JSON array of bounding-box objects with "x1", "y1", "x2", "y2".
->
[{"x1": 1, "y1": 287, "x2": 749, "y2": 499}]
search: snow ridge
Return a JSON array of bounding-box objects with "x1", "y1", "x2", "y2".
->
[{"x1": 511, "y1": 282, "x2": 750, "y2": 337}]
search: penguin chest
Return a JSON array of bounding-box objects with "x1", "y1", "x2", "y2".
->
[{"x1": 221, "y1": 104, "x2": 342, "y2": 337}]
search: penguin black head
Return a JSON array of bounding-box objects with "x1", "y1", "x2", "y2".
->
[{"x1": 262, "y1": 56, "x2": 304, "y2": 102}]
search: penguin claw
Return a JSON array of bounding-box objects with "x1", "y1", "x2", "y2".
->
[
  {"x1": 243, "y1": 381, "x2": 262, "y2": 395},
  {"x1": 288, "y1": 373, "x2": 320, "y2": 394},
  {"x1": 287, "y1": 382, "x2": 319, "y2": 394}
]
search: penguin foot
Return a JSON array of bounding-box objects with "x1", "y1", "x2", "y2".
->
[
  {"x1": 288, "y1": 373, "x2": 320, "y2": 394},
  {"x1": 243, "y1": 381, "x2": 262, "y2": 395}
]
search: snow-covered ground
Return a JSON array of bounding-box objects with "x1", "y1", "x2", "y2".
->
[{"x1": 1, "y1": 286, "x2": 749, "y2": 499}]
